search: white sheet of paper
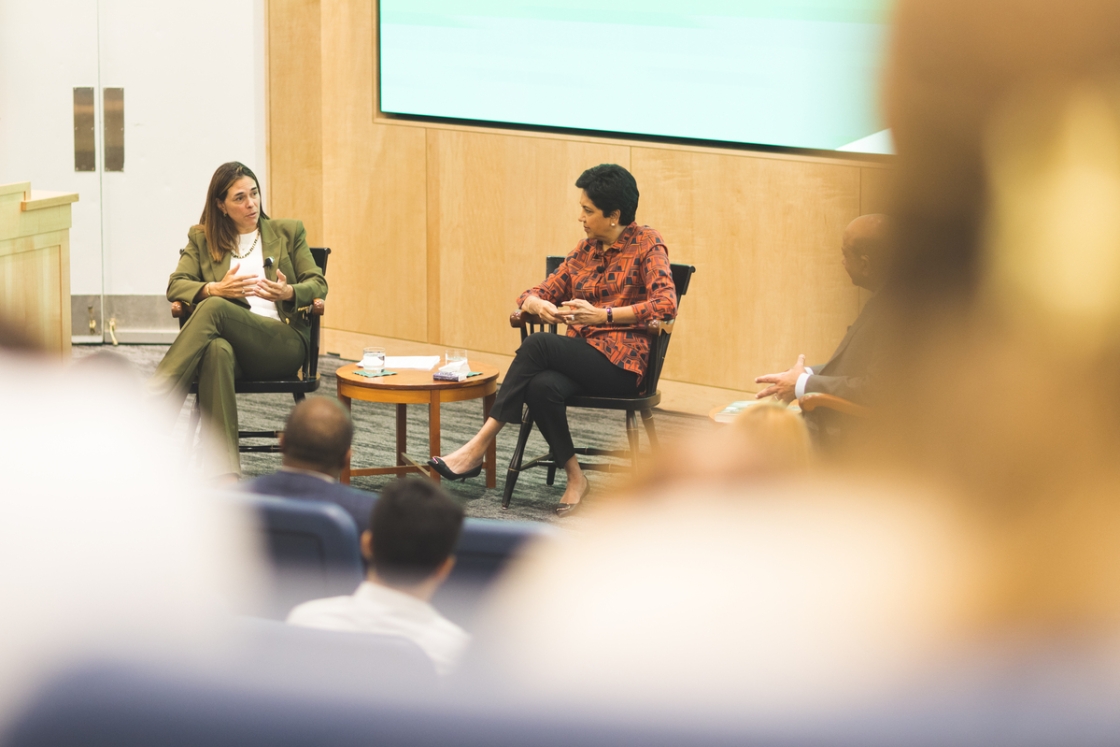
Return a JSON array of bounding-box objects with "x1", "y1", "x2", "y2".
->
[{"x1": 384, "y1": 356, "x2": 442, "y2": 370}]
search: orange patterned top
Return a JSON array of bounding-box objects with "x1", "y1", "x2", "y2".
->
[{"x1": 518, "y1": 223, "x2": 677, "y2": 385}]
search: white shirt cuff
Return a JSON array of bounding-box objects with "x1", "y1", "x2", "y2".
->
[{"x1": 795, "y1": 371, "x2": 812, "y2": 399}]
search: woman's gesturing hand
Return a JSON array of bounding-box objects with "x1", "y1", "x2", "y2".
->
[
  {"x1": 522, "y1": 295, "x2": 564, "y2": 324},
  {"x1": 211, "y1": 263, "x2": 259, "y2": 299},
  {"x1": 254, "y1": 269, "x2": 295, "y2": 302},
  {"x1": 559, "y1": 299, "x2": 606, "y2": 325}
]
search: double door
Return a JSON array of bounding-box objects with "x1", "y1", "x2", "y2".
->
[{"x1": 0, "y1": 0, "x2": 267, "y2": 342}]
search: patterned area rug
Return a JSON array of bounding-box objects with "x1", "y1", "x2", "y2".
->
[{"x1": 73, "y1": 344, "x2": 714, "y2": 525}]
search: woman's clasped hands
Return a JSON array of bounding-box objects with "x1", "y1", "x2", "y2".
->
[
  {"x1": 522, "y1": 296, "x2": 606, "y2": 325},
  {"x1": 210, "y1": 262, "x2": 294, "y2": 301}
]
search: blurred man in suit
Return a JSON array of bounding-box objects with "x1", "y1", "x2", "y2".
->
[
  {"x1": 754, "y1": 214, "x2": 892, "y2": 441},
  {"x1": 244, "y1": 396, "x2": 376, "y2": 531}
]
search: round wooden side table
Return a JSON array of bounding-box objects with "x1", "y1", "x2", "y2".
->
[{"x1": 335, "y1": 361, "x2": 501, "y2": 487}]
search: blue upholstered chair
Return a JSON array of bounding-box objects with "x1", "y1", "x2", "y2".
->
[
  {"x1": 434, "y1": 518, "x2": 554, "y2": 629},
  {"x1": 243, "y1": 494, "x2": 364, "y2": 619}
]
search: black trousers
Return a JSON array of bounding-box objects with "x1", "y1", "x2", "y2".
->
[{"x1": 491, "y1": 333, "x2": 640, "y2": 466}]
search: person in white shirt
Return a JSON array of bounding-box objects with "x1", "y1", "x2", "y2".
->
[{"x1": 287, "y1": 478, "x2": 469, "y2": 676}]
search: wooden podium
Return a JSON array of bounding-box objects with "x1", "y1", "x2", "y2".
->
[{"x1": 0, "y1": 182, "x2": 79, "y2": 356}]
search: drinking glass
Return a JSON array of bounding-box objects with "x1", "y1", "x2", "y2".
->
[
  {"x1": 360, "y1": 346, "x2": 386, "y2": 372},
  {"x1": 445, "y1": 348, "x2": 468, "y2": 366}
]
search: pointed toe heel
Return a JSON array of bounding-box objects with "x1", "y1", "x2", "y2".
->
[{"x1": 427, "y1": 456, "x2": 483, "y2": 482}]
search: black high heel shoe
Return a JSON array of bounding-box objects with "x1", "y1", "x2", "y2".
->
[
  {"x1": 555, "y1": 480, "x2": 592, "y2": 517},
  {"x1": 427, "y1": 456, "x2": 482, "y2": 481}
]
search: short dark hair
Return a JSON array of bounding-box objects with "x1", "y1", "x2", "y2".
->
[
  {"x1": 575, "y1": 164, "x2": 639, "y2": 225},
  {"x1": 281, "y1": 397, "x2": 353, "y2": 472},
  {"x1": 369, "y1": 479, "x2": 464, "y2": 587}
]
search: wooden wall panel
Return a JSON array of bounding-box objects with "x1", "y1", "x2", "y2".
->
[
  {"x1": 428, "y1": 130, "x2": 630, "y2": 353},
  {"x1": 319, "y1": 0, "x2": 427, "y2": 340},
  {"x1": 860, "y1": 165, "x2": 896, "y2": 216},
  {"x1": 268, "y1": 0, "x2": 323, "y2": 244},
  {"x1": 632, "y1": 148, "x2": 863, "y2": 391}
]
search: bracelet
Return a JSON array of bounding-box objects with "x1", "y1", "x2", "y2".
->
[{"x1": 606, "y1": 307, "x2": 613, "y2": 324}]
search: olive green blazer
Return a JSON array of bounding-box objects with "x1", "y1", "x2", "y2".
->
[{"x1": 166, "y1": 218, "x2": 328, "y2": 347}]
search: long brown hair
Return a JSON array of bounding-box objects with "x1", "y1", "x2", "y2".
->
[{"x1": 199, "y1": 162, "x2": 268, "y2": 262}]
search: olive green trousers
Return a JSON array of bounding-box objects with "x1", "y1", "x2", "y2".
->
[{"x1": 153, "y1": 298, "x2": 305, "y2": 476}]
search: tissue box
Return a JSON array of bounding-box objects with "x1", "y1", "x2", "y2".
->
[{"x1": 434, "y1": 360, "x2": 469, "y2": 382}]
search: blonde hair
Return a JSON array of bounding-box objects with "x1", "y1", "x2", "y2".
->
[
  {"x1": 619, "y1": 402, "x2": 814, "y2": 500},
  {"x1": 732, "y1": 401, "x2": 813, "y2": 474}
]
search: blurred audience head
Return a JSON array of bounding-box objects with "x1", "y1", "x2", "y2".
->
[
  {"x1": 364, "y1": 479, "x2": 464, "y2": 597},
  {"x1": 280, "y1": 397, "x2": 354, "y2": 478},
  {"x1": 873, "y1": 0, "x2": 1120, "y2": 633},
  {"x1": 732, "y1": 401, "x2": 814, "y2": 473},
  {"x1": 625, "y1": 402, "x2": 812, "y2": 498}
]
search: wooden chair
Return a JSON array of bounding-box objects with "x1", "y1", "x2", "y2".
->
[
  {"x1": 501, "y1": 257, "x2": 696, "y2": 509},
  {"x1": 170, "y1": 247, "x2": 329, "y2": 453}
]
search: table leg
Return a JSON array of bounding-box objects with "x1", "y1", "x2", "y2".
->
[
  {"x1": 429, "y1": 389, "x2": 441, "y2": 484},
  {"x1": 483, "y1": 391, "x2": 496, "y2": 489},
  {"x1": 396, "y1": 404, "x2": 407, "y2": 466},
  {"x1": 338, "y1": 393, "x2": 352, "y2": 484}
]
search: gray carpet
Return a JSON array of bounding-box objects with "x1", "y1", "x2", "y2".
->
[{"x1": 72, "y1": 344, "x2": 714, "y2": 525}]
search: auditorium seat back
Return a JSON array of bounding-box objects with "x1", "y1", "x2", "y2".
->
[
  {"x1": 242, "y1": 494, "x2": 364, "y2": 619},
  {"x1": 433, "y1": 518, "x2": 554, "y2": 629}
]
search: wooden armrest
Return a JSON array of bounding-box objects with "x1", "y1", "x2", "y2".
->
[
  {"x1": 296, "y1": 299, "x2": 326, "y2": 316},
  {"x1": 798, "y1": 393, "x2": 872, "y2": 418},
  {"x1": 170, "y1": 301, "x2": 189, "y2": 319},
  {"x1": 510, "y1": 310, "x2": 544, "y2": 328}
]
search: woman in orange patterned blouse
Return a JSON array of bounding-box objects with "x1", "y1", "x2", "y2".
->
[{"x1": 429, "y1": 164, "x2": 677, "y2": 516}]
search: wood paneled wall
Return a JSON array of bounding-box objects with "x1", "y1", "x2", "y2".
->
[{"x1": 267, "y1": 0, "x2": 893, "y2": 411}]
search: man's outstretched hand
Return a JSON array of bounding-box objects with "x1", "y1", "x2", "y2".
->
[{"x1": 754, "y1": 354, "x2": 806, "y2": 403}]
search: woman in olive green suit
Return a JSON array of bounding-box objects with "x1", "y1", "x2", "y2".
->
[{"x1": 152, "y1": 162, "x2": 328, "y2": 477}]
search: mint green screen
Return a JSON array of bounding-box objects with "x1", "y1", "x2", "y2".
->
[{"x1": 379, "y1": 1, "x2": 893, "y2": 154}]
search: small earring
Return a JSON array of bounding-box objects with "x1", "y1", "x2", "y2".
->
[{"x1": 611, "y1": 223, "x2": 616, "y2": 227}]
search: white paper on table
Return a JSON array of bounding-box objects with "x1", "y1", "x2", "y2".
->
[{"x1": 384, "y1": 356, "x2": 442, "y2": 370}]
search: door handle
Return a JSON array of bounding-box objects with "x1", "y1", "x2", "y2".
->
[
  {"x1": 103, "y1": 87, "x2": 124, "y2": 172},
  {"x1": 73, "y1": 87, "x2": 95, "y2": 172}
]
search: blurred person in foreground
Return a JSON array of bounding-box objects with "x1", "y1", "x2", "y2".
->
[
  {"x1": 287, "y1": 479, "x2": 468, "y2": 676},
  {"x1": 456, "y1": 0, "x2": 1120, "y2": 740},
  {"x1": 243, "y1": 397, "x2": 376, "y2": 532},
  {"x1": 622, "y1": 401, "x2": 813, "y2": 498},
  {"x1": 0, "y1": 318, "x2": 262, "y2": 725},
  {"x1": 754, "y1": 214, "x2": 892, "y2": 446}
]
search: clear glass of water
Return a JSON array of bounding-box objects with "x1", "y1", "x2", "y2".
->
[
  {"x1": 445, "y1": 348, "x2": 468, "y2": 366},
  {"x1": 360, "y1": 346, "x2": 385, "y2": 372}
]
